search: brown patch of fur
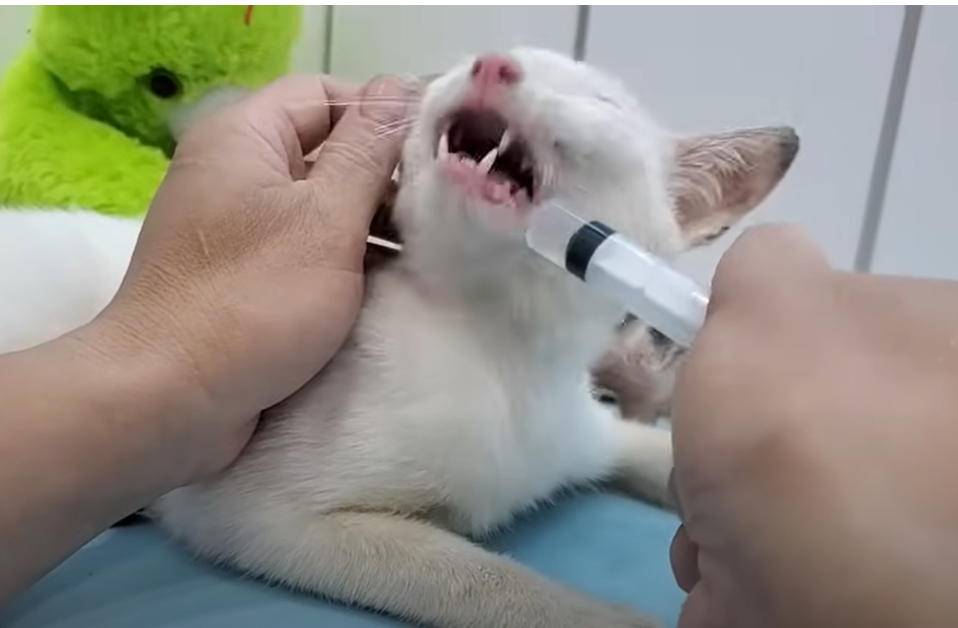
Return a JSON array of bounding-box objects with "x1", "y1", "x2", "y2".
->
[
  {"x1": 595, "y1": 126, "x2": 799, "y2": 421},
  {"x1": 592, "y1": 320, "x2": 684, "y2": 423}
]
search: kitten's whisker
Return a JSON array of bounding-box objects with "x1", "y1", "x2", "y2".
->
[
  {"x1": 325, "y1": 94, "x2": 420, "y2": 102},
  {"x1": 541, "y1": 163, "x2": 561, "y2": 191},
  {"x1": 375, "y1": 127, "x2": 415, "y2": 140},
  {"x1": 322, "y1": 99, "x2": 418, "y2": 107},
  {"x1": 374, "y1": 116, "x2": 417, "y2": 132},
  {"x1": 568, "y1": 182, "x2": 592, "y2": 197},
  {"x1": 376, "y1": 118, "x2": 416, "y2": 133},
  {"x1": 375, "y1": 123, "x2": 417, "y2": 137},
  {"x1": 374, "y1": 120, "x2": 417, "y2": 139},
  {"x1": 336, "y1": 97, "x2": 419, "y2": 103}
]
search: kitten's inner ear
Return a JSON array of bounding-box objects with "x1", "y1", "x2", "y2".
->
[{"x1": 670, "y1": 126, "x2": 799, "y2": 248}]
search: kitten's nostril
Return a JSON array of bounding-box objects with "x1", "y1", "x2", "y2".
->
[{"x1": 471, "y1": 55, "x2": 522, "y2": 87}]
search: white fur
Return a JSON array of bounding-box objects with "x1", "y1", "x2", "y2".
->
[
  {"x1": 0, "y1": 49, "x2": 695, "y2": 628},
  {"x1": 153, "y1": 48, "x2": 678, "y2": 628}
]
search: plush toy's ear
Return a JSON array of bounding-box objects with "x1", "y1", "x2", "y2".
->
[{"x1": 669, "y1": 126, "x2": 799, "y2": 247}]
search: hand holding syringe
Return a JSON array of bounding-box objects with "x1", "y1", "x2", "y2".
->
[{"x1": 525, "y1": 200, "x2": 709, "y2": 349}]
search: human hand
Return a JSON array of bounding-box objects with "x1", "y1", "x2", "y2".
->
[
  {"x1": 668, "y1": 224, "x2": 958, "y2": 628},
  {"x1": 75, "y1": 73, "x2": 416, "y2": 488}
]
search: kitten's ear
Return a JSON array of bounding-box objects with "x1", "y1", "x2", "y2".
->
[{"x1": 669, "y1": 126, "x2": 799, "y2": 248}]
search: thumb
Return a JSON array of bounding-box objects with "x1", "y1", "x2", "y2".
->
[
  {"x1": 308, "y1": 75, "x2": 416, "y2": 233},
  {"x1": 677, "y1": 585, "x2": 724, "y2": 628},
  {"x1": 709, "y1": 223, "x2": 830, "y2": 310}
]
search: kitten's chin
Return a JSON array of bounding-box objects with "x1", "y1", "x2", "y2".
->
[
  {"x1": 435, "y1": 167, "x2": 533, "y2": 239},
  {"x1": 440, "y1": 159, "x2": 533, "y2": 213}
]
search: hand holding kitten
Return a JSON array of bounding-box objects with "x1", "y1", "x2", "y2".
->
[
  {"x1": 669, "y1": 224, "x2": 958, "y2": 628},
  {"x1": 79, "y1": 74, "x2": 415, "y2": 487}
]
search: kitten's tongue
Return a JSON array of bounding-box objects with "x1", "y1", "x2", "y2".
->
[{"x1": 442, "y1": 156, "x2": 530, "y2": 210}]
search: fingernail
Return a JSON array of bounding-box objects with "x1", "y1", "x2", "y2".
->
[{"x1": 359, "y1": 75, "x2": 414, "y2": 125}]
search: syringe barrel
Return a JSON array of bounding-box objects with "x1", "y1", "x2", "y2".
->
[
  {"x1": 525, "y1": 201, "x2": 709, "y2": 348},
  {"x1": 586, "y1": 233, "x2": 708, "y2": 348}
]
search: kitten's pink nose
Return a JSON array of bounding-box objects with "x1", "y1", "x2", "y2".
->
[{"x1": 470, "y1": 55, "x2": 522, "y2": 87}]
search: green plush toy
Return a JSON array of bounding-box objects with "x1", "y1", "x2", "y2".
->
[{"x1": 0, "y1": 5, "x2": 301, "y2": 217}]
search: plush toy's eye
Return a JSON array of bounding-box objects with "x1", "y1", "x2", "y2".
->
[{"x1": 145, "y1": 68, "x2": 182, "y2": 99}]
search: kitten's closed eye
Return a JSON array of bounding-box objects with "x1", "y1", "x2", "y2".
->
[
  {"x1": 595, "y1": 95, "x2": 621, "y2": 109},
  {"x1": 701, "y1": 225, "x2": 731, "y2": 244}
]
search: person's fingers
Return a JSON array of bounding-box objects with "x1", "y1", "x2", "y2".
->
[
  {"x1": 670, "y1": 524, "x2": 701, "y2": 594},
  {"x1": 709, "y1": 223, "x2": 830, "y2": 313},
  {"x1": 307, "y1": 75, "x2": 414, "y2": 233},
  {"x1": 244, "y1": 74, "x2": 364, "y2": 156},
  {"x1": 677, "y1": 585, "x2": 721, "y2": 628}
]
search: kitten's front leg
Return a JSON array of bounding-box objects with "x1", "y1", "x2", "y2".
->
[
  {"x1": 608, "y1": 420, "x2": 676, "y2": 511},
  {"x1": 592, "y1": 320, "x2": 685, "y2": 424},
  {"x1": 187, "y1": 508, "x2": 662, "y2": 628}
]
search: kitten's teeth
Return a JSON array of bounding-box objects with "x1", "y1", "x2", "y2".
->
[
  {"x1": 478, "y1": 148, "x2": 498, "y2": 174},
  {"x1": 438, "y1": 133, "x2": 449, "y2": 159},
  {"x1": 499, "y1": 129, "x2": 511, "y2": 152}
]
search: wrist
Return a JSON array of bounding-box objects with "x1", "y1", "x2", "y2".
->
[
  {"x1": 62, "y1": 314, "x2": 215, "y2": 492},
  {"x1": 0, "y1": 317, "x2": 212, "y2": 601}
]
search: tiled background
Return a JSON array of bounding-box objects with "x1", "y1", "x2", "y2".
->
[{"x1": 2, "y1": 6, "x2": 953, "y2": 287}]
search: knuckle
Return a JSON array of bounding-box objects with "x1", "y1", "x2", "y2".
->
[
  {"x1": 711, "y1": 223, "x2": 799, "y2": 297},
  {"x1": 322, "y1": 136, "x2": 391, "y2": 180},
  {"x1": 726, "y1": 223, "x2": 783, "y2": 261},
  {"x1": 734, "y1": 222, "x2": 816, "y2": 259}
]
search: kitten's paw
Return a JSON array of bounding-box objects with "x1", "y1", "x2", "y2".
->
[
  {"x1": 591, "y1": 319, "x2": 685, "y2": 423},
  {"x1": 610, "y1": 421, "x2": 676, "y2": 511}
]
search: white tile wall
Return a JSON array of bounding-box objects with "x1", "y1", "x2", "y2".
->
[
  {"x1": 0, "y1": 5, "x2": 32, "y2": 72},
  {"x1": 5, "y1": 5, "x2": 958, "y2": 284},
  {"x1": 326, "y1": 6, "x2": 579, "y2": 81},
  {"x1": 584, "y1": 6, "x2": 904, "y2": 286},
  {"x1": 871, "y1": 7, "x2": 958, "y2": 280},
  {"x1": 291, "y1": 5, "x2": 329, "y2": 73}
]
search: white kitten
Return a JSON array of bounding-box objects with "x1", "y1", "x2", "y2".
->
[
  {"x1": 0, "y1": 48, "x2": 798, "y2": 628},
  {"x1": 149, "y1": 48, "x2": 797, "y2": 628}
]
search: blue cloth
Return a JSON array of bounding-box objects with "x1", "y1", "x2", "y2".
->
[{"x1": 2, "y1": 493, "x2": 685, "y2": 628}]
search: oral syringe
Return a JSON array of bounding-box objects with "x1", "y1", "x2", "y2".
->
[{"x1": 525, "y1": 200, "x2": 709, "y2": 349}]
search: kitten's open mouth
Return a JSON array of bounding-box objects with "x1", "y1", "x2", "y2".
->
[{"x1": 436, "y1": 107, "x2": 538, "y2": 208}]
